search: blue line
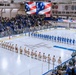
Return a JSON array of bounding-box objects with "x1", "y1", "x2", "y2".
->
[
  {"x1": 42, "y1": 57, "x2": 74, "y2": 75},
  {"x1": 54, "y1": 45, "x2": 76, "y2": 51}
]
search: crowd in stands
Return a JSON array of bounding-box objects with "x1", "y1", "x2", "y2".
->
[
  {"x1": 0, "y1": 14, "x2": 50, "y2": 34},
  {"x1": 50, "y1": 56, "x2": 76, "y2": 75},
  {"x1": 0, "y1": 14, "x2": 75, "y2": 36},
  {"x1": 0, "y1": 14, "x2": 74, "y2": 36}
]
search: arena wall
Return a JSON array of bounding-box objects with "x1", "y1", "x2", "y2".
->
[{"x1": 0, "y1": 3, "x2": 25, "y2": 18}]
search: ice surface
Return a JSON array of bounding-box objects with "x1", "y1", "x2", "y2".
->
[{"x1": 0, "y1": 29, "x2": 75, "y2": 75}]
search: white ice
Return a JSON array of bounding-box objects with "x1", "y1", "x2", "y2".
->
[{"x1": 0, "y1": 28, "x2": 75, "y2": 75}]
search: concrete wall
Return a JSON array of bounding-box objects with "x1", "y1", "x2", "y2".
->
[
  {"x1": 51, "y1": 0, "x2": 71, "y2": 2},
  {"x1": 0, "y1": 3, "x2": 25, "y2": 18},
  {"x1": 18, "y1": 4, "x2": 26, "y2": 15}
]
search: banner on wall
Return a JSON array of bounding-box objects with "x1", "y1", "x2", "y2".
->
[
  {"x1": 72, "y1": 20, "x2": 76, "y2": 23},
  {"x1": 25, "y1": 2, "x2": 52, "y2": 15},
  {"x1": 58, "y1": 19, "x2": 76, "y2": 23}
]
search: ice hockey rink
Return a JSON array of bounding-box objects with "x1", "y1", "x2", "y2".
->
[{"x1": 0, "y1": 28, "x2": 76, "y2": 75}]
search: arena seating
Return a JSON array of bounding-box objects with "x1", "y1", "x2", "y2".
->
[{"x1": 0, "y1": 14, "x2": 49, "y2": 32}]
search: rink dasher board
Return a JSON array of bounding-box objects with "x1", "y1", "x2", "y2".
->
[
  {"x1": 34, "y1": 28, "x2": 76, "y2": 34},
  {"x1": 36, "y1": 28, "x2": 67, "y2": 33},
  {"x1": 0, "y1": 28, "x2": 76, "y2": 41},
  {"x1": 0, "y1": 33, "x2": 26, "y2": 41}
]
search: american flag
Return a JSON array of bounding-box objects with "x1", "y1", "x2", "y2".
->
[
  {"x1": 25, "y1": 2, "x2": 52, "y2": 15},
  {"x1": 36, "y1": 2, "x2": 52, "y2": 14},
  {"x1": 25, "y1": 2, "x2": 36, "y2": 14}
]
